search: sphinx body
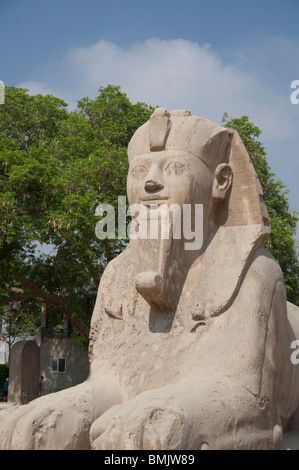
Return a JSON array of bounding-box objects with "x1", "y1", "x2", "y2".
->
[
  {"x1": 0, "y1": 108, "x2": 299, "y2": 450},
  {"x1": 86, "y1": 236, "x2": 298, "y2": 450}
]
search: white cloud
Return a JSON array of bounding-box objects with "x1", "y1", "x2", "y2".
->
[
  {"x1": 16, "y1": 37, "x2": 299, "y2": 231},
  {"x1": 19, "y1": 39, "x2": 298, "y2": 141},
  {"x1": 17, "y1": 81, "x2": 55, "y2": 96},
  {"x1": 63, "y1": 38, "x2": 297, "y2": 141}
]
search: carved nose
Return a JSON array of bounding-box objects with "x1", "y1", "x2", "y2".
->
[{"x1": 144, "y1": 179, "x2": 164, "y2": 192}]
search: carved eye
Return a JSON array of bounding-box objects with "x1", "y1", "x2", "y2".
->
[
  {"x1": 165, "y1": 161, "x2": 185, "y2": 172},
  {"x1": 132, "y1": 165, "x2": 148, "y2": 174}
]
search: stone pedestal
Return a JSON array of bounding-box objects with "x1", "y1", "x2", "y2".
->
[{"x1": 8, "y1": 340, "x2": 40, "y2": 404}]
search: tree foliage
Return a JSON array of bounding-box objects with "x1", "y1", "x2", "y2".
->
[
  {"x1": 1, "y1": 88, "x2": 298, "y2": 346},
  {"x1": 0, "y1": 85, "x2": 154, "y2": 341},
  {"x1": 222, "y1": 113, "x2": 299, "y2": 305}
]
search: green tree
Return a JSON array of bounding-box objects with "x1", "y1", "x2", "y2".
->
[
  {"x1": 222, "y1": 114, "x2": 299, "y2": 305},
  {"x1": 0, "y1": 302, "x2": 41, "y2": 360},
  {"x1": 0, "y1": 85, "x2": 154, "y2": 341}
]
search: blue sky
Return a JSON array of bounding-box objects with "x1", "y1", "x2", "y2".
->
[{"x1": 1, "y1": 0, "x2": 299, "y2": 237}]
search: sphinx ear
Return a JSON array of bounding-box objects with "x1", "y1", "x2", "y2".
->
[{"x1": 212, "y1": 163, "x2": 233, "y2": 202}]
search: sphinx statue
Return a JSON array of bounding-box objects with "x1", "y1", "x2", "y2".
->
[{"x1": 1, "y1": 108, "x2": 299, "y2": 450}]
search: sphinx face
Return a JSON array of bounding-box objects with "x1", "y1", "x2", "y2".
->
[
  {"x1": 126, "y1": 150, "x2": 214, "y2": 311},
  {"x1": 127, "y1": 149, "x2": 213, "y2": 226}
]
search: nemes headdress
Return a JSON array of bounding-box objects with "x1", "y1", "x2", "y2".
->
[
  {"x1": 128, "y1": 107, "x2": 269, "y2": 231},
  {"x1": 128, "y1": 108, "x2": 270, "y2": 319},
  {"x1": 128, "y1": 108, "x2": 230, "y2": 170}
]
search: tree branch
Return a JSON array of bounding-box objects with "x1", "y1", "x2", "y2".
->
[
  {"x1": 0, "y1": 292, "x2": 38, "y2": 306},
  {"x1": 6, "y1": 276, "x2": 90, "y2": 340}
]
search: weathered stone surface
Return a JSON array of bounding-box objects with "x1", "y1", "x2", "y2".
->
[
  {"x1": 1, "y1": 108, "x2": 298, "y2": 450},
  {"x1": 8, "y1": 341, "x2": 40, "y2": 405}
]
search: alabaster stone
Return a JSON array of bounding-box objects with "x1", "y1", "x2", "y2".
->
[{"x1": 1, "y1": 108, "x2": 299, "y2": 450}]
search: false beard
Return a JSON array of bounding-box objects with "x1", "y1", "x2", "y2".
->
[{"x1": 129, "y1": 204, "x2": 187, "y2": 312}]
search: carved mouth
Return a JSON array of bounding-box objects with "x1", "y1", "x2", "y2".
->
[{"x1": 141, "y1": 195, "x2": 169, "y2": 206}]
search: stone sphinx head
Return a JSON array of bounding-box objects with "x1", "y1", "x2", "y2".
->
[
  {"x1": 128, "y1": 108, "x2": 233, "y2": 243},
  {"x1": 126, "y1": 108, "x2": 270, "y2": 314}
]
